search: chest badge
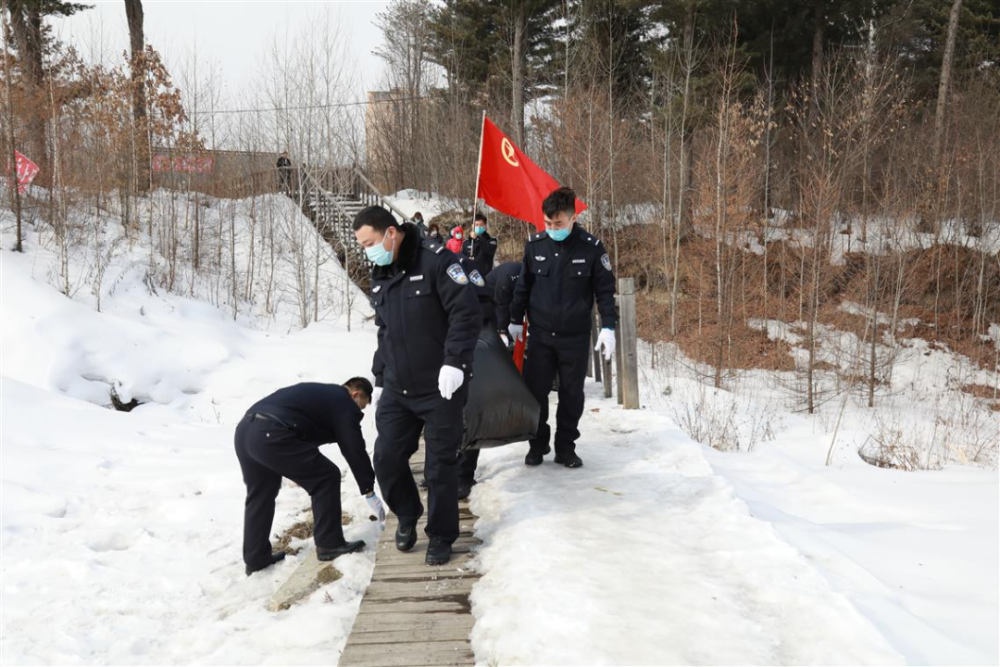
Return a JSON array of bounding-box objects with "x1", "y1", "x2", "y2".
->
[
  {"x1": 534, "y1": 255, "x2": 547, "y2": 262},
  {"x1": 372, "y1": 284, "x2": 382, "y2": 293},
  {"x1": 409, "y1": 274, "x2": 424, "y2": 282},
  {"x1": 572, "y1": 258, "x2": 586, "y2": 264},
  {"x1": 447, "y1": 263, "x2": 469, "y2": 285},
  {"x1": 469, "y1": 269, "x2": 485, "y2": 287}
]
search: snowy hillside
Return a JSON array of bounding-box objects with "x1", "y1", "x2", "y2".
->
[{"x1": 2, "y1": 191, "x2": 997, "y2": 665}]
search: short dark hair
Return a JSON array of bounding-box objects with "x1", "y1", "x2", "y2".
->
[
  {"x1": 344, "y1": 376, "x2": 374, "y2": 401},
  {"x1": 413, "y1": 211, "x2": 423, "y2": 220},
  {"x1": 352, "y1": 206, "x2": 399, "y2": 233},
  {"x1": 542, "y1": 187, "x2": 577, "y2": 218},
  {"x1": 474, "y1": 211, "x2": 487, "y2": 223}
]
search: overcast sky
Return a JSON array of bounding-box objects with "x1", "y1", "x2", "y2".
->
[{"x1": 52, "y1": 0, "x2": 390, "y2": 112}]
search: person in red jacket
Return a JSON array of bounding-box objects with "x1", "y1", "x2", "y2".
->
[{"x1": 446, "y1": 226, "x2": 464, "y2": 254}]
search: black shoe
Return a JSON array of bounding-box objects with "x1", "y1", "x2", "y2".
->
[
  {"x1": 525, "y1": 444, "x2": 551, "y2": 466},
  {"x1": 395, "y1": 523, "x2": 417, "y2": 552},
  {"x1": 425, "y1": 538, "x2": 452, "y2": 566},
  {"x1": 245, "y1": 551, "x2": 286, "y2": 576},
  {"x1": 554, "y1": 453, "x2": 584, "y2": 468},
  {"x1": 457, "y1": 479, "x2": 476, "y2": 500},
  {"x1": 419, "y1": 477, "x2": 428, "y2": 489},
  {"x1": 316, "y1": 540, "x2": 365, "y2": 561}
]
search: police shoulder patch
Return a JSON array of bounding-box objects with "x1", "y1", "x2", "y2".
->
[
  {"x1": 530, "y1": 231, "x2": 548, "y2": 242},
  {"x1": 469, "y1": 269, "x2": 485, "y2": 287},
  {"x1": 446, "y1": 263, "x2": 469, "y2": 285},
  {"x1": 601, "y1": 253, "x2": 612, "y2": 271}
]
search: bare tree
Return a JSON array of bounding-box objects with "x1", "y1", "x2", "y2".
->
[
  {"x1": 932, "y1": 0, "x2": 964, "y2": 168},
  {"x1": 124, "y1": 0, "x2": 150, "y2": 191}
]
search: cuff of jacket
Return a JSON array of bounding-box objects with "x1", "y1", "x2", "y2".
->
[
  {"x1": 443, "y1": 356, "x2": 470, "y2": 372},
  {"x1": 374, "y1": 375, "x2": 383, "y2": 388}
]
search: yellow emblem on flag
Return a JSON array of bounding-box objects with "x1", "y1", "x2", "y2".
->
[{"x1": 501, "y1": 138, "x2": 519, "y2": 167}]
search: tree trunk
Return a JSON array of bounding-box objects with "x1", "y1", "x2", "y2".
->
[
  {"x1": 811, "y1": 0, "x2": 825, "y2": 103},
  {"x1": 125, "y1": 0, "x2": 150, "y2": 191},
  {"x1": 932, "y1": 0, "x2": 963, "y2": 168},
  {"x1": 7, "y1": 0, "x2": 47, "y2": 180},
  {"x1": 511, "y1": 2, "x2": 526, "y2": 145},
  {"x1": 2, "y1": 3, "x2": 23, "y2": 251}
]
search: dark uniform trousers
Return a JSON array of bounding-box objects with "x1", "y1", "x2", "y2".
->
[
  {"x1": 374, "y1": 386, "x2": 468, "y2": 544},
  {"x1": 458, "y1": 448, "x2": 480, "y2": 483},
  {"x1": 234, "y1": 414, "x2": 346, "y2": 569},
  {"x1": 523, "y1": 328, "x2": 592, "y2": 456}
]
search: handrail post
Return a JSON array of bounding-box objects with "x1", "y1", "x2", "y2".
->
[{"x1": 616, "y1": 277, "x2": 640, "y2": 409}]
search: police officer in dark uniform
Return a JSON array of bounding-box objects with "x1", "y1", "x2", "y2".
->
[
  {"x1": 461, "y1": 212, "x2": 498, "y2": 278},
  {"x1": 487, "y1": 261, "x2": 523, "y2": 341},
  {"x1": 353, "y1": 206, "x2": 481, "y2": 566},
  {"x1": 509, "y1": 187, "x2": 617, "y2": 469},
  {"x1": 235, "y1": 378, "x2": 385, "y2": 576}
]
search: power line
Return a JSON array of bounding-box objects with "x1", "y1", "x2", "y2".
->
[{"x1": 187, "y1": 94, "x2": 431, "y2": 115}]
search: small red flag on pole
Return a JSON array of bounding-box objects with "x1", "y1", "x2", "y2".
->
[
  {"x1": 12, "y1": 151, "x2": 39, "y2": 194},
  {"x1": 476, "y1": 115, "x2": 585, "y2": 231}
]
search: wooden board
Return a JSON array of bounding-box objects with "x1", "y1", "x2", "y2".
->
[
  {"x1": 267, "y1": 551, "x2": 342, "y2": 612},
  {"x1": 340, "y1": 442, "x2": 481, "y2": 667}
]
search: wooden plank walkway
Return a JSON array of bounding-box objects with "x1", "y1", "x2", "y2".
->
[{"x1": 340, "y1": 444, "x2": 481, "y2": 666}]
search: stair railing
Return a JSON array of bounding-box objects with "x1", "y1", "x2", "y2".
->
[{"x1": 352, "y1": 166, "x2": 410, "y2": 222}]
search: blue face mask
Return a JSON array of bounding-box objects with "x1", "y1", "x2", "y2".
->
[
  {"x1": 547, "y1": 227, "x2": 571, "y2": 242},
  {"x1": 365, "y1": 232, "x2": 395, "y2": 266},
  {"x1": 474, "y1": 226, "x2": 486, "y2": 236}
]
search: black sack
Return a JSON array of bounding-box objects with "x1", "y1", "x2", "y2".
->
[{"x1": 462, "y1": 326, "x2": 540, "y2": 451}]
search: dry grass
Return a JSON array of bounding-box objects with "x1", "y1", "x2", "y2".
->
[{"x1": 274, "y1": 510, "x2": 353, "y2": 554}]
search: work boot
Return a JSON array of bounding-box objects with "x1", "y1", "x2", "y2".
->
[
  {"x1": 554, "y1": 452, "x2": 584, "y2": 468},
  {"x1": 457, "y1": 479, "x2": 476, "y2": 500},
  {"x1": 245, "y1": 551, "x2": 286, "y2": 576},
  {"x1": 316, "y1": 540, "x2": 365, "y2": 561},
  {"x1": 525, "y1": 444, "x2": 551, "y2": 466},
  {"x1": 396, "y1": 522, "x2": 417, "y2": 552},
  {"x1": 425, "y1": 538, "x2": 452, "y2": 566}
]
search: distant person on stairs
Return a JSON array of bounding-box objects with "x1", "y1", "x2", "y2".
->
[
  {"x1": 235, "y1": 378, "x2": 385, "y2": 576},
  {"x1": 276, "y1": 152, "x2": 292, "y2": 194}
]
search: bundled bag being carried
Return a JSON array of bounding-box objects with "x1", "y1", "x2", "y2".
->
[{"x1": 462, "y1": 326, "x2": 539, "y2": 451}]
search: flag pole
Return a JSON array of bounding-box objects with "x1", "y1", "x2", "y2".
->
[{"x1": 471, "y1": 110, "x2": 486, "y2": 227}]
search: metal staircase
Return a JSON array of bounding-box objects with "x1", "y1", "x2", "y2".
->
[{"x1": 291, "y1": 167, "x2": 409, "y2": 289}]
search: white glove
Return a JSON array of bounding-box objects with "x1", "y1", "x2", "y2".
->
[
  {"x1": 508, "y1": 323, "x2": 525, "y2": 343},
  {"x1": 365, "y1": 493, "x2": 386, "y2": 522},
  {"x1": 371, "y1": 387, "x2": 383, "y2": 406},
  {"x1": 595, "y1": 328, "x2": 616, "y2": 361},
  {"x1": 438, "y1": 365, "x2": 464, "y2": 400}
]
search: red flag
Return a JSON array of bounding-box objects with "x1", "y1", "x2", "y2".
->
[
  {"x1": 476, "y1": 115, "x2": 585, "y2": 231},
  {"x1": 12, "y1": 151, "x2": 39, "y2": 194}
]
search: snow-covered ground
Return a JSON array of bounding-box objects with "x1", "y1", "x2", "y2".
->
[
  {"x1": 3, "y1": 190, "x2": 997, "y2": 665},
  {"x1": 2, "y1": 196, "x2": 382, "y2": 664},
  {"x1": 468, "y1": 377, "x2": 997, "y2": 665}
]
